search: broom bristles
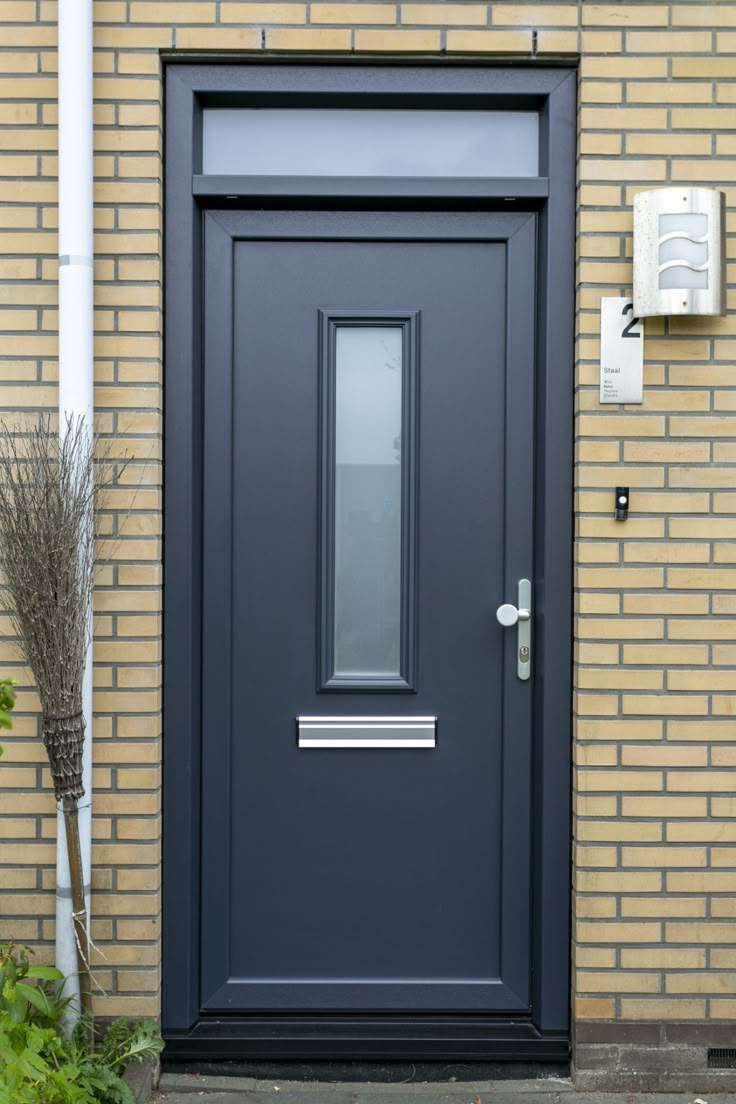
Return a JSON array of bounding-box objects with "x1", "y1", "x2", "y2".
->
[{"x1": 0, "y1": 417, "x2": 97, "y2": 799}]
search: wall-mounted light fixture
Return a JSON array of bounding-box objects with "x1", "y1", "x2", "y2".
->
[{"x1": 633, "y1": 187, "x2": 726, "y2": 318}]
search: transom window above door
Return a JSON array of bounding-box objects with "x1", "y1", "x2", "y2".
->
[{"x1": 201, "y1": 108, "x2": 540, "y2": 177}]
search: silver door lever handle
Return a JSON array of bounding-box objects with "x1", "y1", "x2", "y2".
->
[
  {"x1": 496, "y1": 603, "x2": 530, "y2": 627},
  {"x1": 496, "y1": 579, "x2": 531, "y2": 680}
]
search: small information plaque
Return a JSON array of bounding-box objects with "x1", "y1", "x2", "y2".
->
[{"x1": 600, "y1": 297, "x2": 643, "y2": 404}]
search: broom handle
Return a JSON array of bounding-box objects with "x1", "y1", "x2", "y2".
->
[{"x1": 62, "y1": 796, "x2": 94, "y2": 1048}]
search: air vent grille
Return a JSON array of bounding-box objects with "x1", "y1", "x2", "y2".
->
[{"x1": 708, "y1": 1048, "x2": 736, "y2": 1069}]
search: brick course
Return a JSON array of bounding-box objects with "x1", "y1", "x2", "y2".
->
[{"x1": 0, "y1": 0, "x2": 734, "y2": 1086}]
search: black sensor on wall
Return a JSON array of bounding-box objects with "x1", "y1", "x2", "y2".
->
[{"x1": 615, "y1": 487, "x2": 630, "y2": 521}]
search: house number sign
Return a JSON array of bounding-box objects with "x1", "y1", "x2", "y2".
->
[{"x1": 599, "y1": 297, "x2": 643, "y2": 404}]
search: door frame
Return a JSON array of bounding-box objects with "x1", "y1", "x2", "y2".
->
[{"x1": 163, "y1": 59, "x2": 576, "y2": 1061}]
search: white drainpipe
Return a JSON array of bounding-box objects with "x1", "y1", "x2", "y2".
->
[{"x1": 57, "y1": 0, "x2": 94, "y2": 1011}]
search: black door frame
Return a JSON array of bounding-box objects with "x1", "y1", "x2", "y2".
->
[{"x1": 163, "y1": 59, "x2": 576, "y2": 1061}]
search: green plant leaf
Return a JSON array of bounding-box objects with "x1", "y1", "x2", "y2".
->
[
  {"x1": 0, "y1": 679, "x2": 15, "y2": 733},
  {"x1": 17, "y1": 1048, "x2": 49, "y2": 1077},
  {"x1": 25, "y1": 966, "x2": 63, "y2": 982},
  {"x1": 15, "y1": 982, "x2": 50, "y2": 1015}
]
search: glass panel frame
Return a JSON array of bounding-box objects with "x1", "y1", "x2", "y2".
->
[
  {"x1": 319, "y1": 310, "x2": 419, "y2": 692},
  {"x1": 333, "y1": 324, "x2": 403, "y2": 678}
]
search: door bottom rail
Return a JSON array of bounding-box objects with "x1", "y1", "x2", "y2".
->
[{"x1": 163, "y1": 1015, "x2": 569, "y2": 1061}]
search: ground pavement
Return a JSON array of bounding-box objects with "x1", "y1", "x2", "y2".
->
[{"x1": 157, "y1": 1073, "x2": 736, "y2": 1104}]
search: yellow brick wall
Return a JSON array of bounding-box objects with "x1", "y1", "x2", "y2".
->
[
  {"x1": 573, "y1": 7, "x2": 736, "y2": 1046},
  {"x1": 0, "y1": 0, "x2": 734, "y2": 1065},
  {"x1": 0, "y1": 0, "x2": 163, "y2": 1018}
]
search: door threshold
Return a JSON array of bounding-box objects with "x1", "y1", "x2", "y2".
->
[
  {"x1": 161, "y1": 1059, "x2": 570, "y2": 1084},
  {"x1": 163, "y1": 1016, "x2": 569, "y2": 1062}
]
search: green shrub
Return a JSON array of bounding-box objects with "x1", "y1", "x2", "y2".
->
[
  {"x1": 0, "y1": 678, "x2": 15, "y2": 760},
  {"x1": 0, "y1": 941, "x2": 66, "y2": 1027},
  {"x1": 0, "y1": 679, "x2": 13, "y2": 731},
  {"x1": 0, "y1": 944, "x2": 164, "y2": 1104}
]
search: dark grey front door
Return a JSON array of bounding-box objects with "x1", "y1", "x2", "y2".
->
[{"x1": 200, "y1": 209, "x2": 536, "y2": 1015}]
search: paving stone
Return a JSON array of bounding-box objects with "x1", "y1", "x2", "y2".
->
[
  {"x1": 160, "y1": 1094, "x2": 358, "y2": 1104},
  {"x1": 160, "y1": 1074, "x2": 258, "y2": 1094},
  {"x1": 156, "y1": 1084, "x2": 731, "y2": 1104},
  {"x1": 253, "y1": 1082, "x2": 573, "y2": 1096}
]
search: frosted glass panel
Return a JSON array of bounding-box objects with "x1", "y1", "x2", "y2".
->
[
  {"x1": 334, "y1": 327, "x2": 402, "y2": 677},
  {"x1": 202, "y1": 109, "x2": 539, "y2": 177},
  {"x1": 658, "y1": 213, "x2": 709, "y2": 290}
]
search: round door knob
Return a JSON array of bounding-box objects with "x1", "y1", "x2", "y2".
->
[{"x1": 496, "y1": 603, "x2": 520, "y2": 627}]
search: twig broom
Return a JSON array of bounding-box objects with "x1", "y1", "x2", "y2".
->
[{"x1": 0, "y1": 416, "x2": 99, "y2": 1037}]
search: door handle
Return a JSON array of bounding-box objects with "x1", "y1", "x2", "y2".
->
[{"x1": 496, "y1": 579, "x2": 531, "y2": 681}]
